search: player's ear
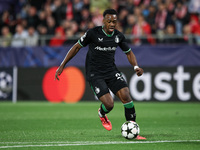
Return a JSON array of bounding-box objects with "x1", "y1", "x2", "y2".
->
[{"x1": 103, "y1": 17, "x2": 106, "y2": 24}]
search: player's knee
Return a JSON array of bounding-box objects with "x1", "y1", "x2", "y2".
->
[
  {"x1": 105, "y1": 101, "x2": 114, "y2": 111},
  {"x1": 121, "y1": 92, "x2": 132, "y2": 103},
  {"x1": 117, "y1": 87, "x2": 132, "y2": 103}
]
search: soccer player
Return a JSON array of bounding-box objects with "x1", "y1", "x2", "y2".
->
[{"x1": 55, "y1": 9, "x2": 146, "y2": 140}]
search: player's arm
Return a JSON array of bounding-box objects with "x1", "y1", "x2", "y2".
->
[
  {"x1": 126, "y1": 50, "x2": 143, "y2": 76},
  {"x1": 118, "y1": 33, "x2": 143, "y2": 76},
  {"x1": 55, "y1": 42, "x2": 82, "y2": 80}
]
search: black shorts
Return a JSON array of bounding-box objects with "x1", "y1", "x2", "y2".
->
[{"x1": 89, "y1": 72, "x2": 128, "y2": 99}]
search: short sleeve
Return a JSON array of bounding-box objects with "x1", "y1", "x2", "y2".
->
[
  {"x1": 78, "y1": 29, "x2": 92, "y2": 47},
  {"x1": 118, "y1": 34, "x2": 131, "y2": 53}
]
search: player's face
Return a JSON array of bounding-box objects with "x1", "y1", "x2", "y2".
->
[{"x1": 103, "y1": 14, "x2": 117, "y2": 34}]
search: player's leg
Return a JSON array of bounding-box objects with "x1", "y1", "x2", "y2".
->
[
  {"x1": 98, "y1": 93, "x2": 114, "y2": 117},
  {"x1": 90, "y1": 79, "x2": 114, "y2": 115},
  {"x1": 90, "y1": 79, "x2": 113, "y2": 131},
  {"x1": 116, "y1": 87, "x2": 146, "y2": 139},
  {"x1": 108, "y1": 72, "x2": 146, "y2": 139},
  {"x1": 107, "y1": 72, "x2": 135, "y2": 121},
  {"x1": 115, "y1": 87, "x2": 136, "y2": 121},
  {"x1": 97, "y1": 93, "x2": 113, "y2": 131},
  {"x1": 116, "y1": 87, "x2": 146, "y2": 140}
]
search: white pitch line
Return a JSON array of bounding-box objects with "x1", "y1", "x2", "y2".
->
[{"x1": 0, "y1": 140, "x2": 200, "y2": 149}]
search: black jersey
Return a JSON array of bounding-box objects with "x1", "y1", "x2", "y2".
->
[{"x1": 78, "y1": 26, "x2": 131, "y2": 81}]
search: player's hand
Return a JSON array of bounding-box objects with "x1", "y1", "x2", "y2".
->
[
  {"x1": 135, "y1": 68, "x2": 143, "y2": 76},
  {"x1": 55, "y1": 66, "x2": 64, "y2": 81}
]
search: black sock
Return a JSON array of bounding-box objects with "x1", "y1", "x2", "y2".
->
[
  {"x1": 100, "y1": 104, "x2": 109, "y2": 116},
  {"x1": 124, "y1": 101, "x2": 136, "y2": 121}
]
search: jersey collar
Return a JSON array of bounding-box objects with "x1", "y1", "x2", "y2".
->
[{"x1": 102, "y1": 26, "x2": 114, "y2": 37}]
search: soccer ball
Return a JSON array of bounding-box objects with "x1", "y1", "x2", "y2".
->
[
  {"x1": 121, "y1": 121, "x2": 140, "y2": 139},
  {"x1": 0, "y1": 71, "x2": 12, "y2": 98},
  {"x1": 0, "y1": 71, "x2": 12, "y2": 92}
]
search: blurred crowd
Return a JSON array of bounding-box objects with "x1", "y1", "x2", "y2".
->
[{"x1": 0, "y1": 0, "x2": 200, "y2": 47}]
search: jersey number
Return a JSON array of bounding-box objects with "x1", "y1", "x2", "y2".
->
[{"x1": 115, "y1": 73, "x2": 124, "y2": 81}]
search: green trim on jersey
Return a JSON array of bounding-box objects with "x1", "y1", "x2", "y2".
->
[
  {"x1": 102, "y1": 26, "x2": 114, "y2": 37},
  {"x1": 123, "y1": 101, "x2": 134, "y2": 109},
  {"x1": 78, "y1": 40, "x2": 84, "y2": 47},
  {"x1": 124, "y1": 48, "x2": 131, "y2": 53}
]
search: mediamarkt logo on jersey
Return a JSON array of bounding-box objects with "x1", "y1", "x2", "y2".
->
[{"x1": 95, "y1": 46, "x2": 117, "y2": 51}]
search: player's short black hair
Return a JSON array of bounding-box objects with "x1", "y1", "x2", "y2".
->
[{"x1": 103, "y1": 9, "x2": 118, "y2": 17}]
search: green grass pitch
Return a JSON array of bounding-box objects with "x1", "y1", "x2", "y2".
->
[{"x1": 0, "y1": 101, "x2": 200, "y2": 150}]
